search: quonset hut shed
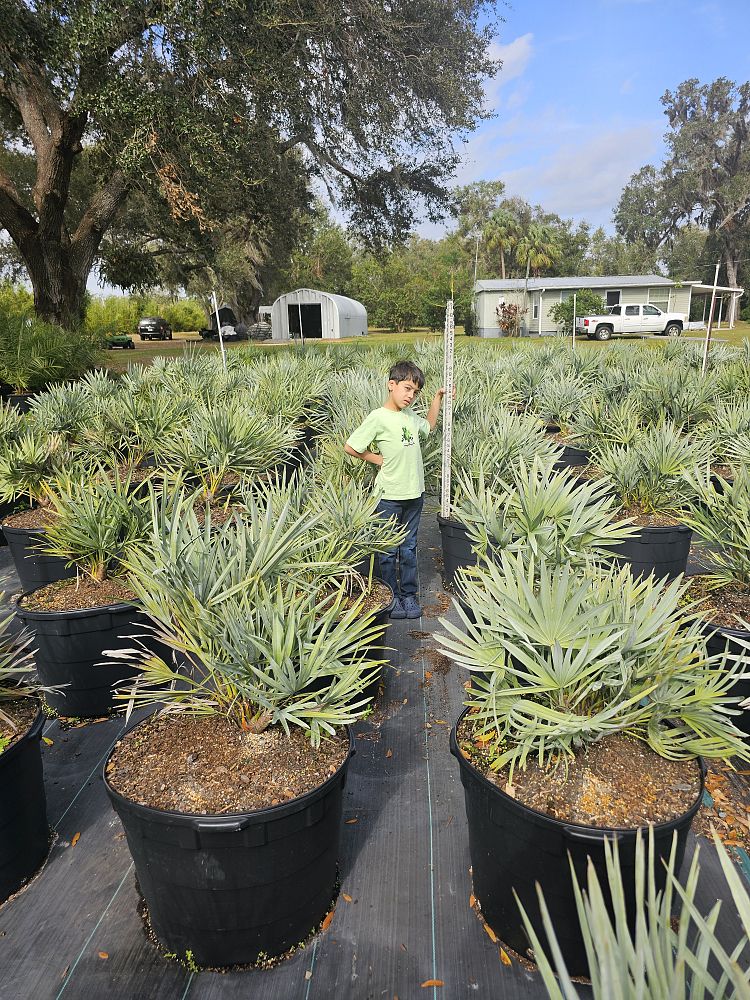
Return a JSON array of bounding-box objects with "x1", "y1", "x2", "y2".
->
[{"x1": 271, "y1": 288, "x2": 367, "y2": 341}]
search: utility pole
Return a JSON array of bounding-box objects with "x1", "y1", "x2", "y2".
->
[
  {"x1": 473, "y1": 233, "x2": 480, "y2": 286},
  {"x1": 701, "y1": 260, "x2": 721, "y2": 376},
  {"x1": 572, "y1": 292, "x2": 577, "y2": 351}
]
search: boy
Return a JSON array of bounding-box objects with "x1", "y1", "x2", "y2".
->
[{"x1": 344, "y1": 360, "x2": 447, "y2": 619}]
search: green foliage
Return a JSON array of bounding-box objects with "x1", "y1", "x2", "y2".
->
[
  {"x1": 437, "y1": 554, "x2": 750, "y2": 776},
  {"x1": 0, "y1": 313, "x2": 101, "y2": 391},
  {"x1": 84, "y1": 296, "x2": 206, "y2": 337},
  {"x1": 682, "y1": 471, "x2": 750, "y2": 590},
  {"x1": 549, "y1": 290, "x2": 606, "y2": 335},
  {"x1": 452, "y1": 460, "x2": 637, "y2": 571},
  {"x1": 0, "y1": 282, "x2": 33, "y2": 321},
  {"x1": 0, "y1": 0, "x2": 498, "y2": 324},
  {"x1": 0, "y1": 427, "x2": 74, "y2": 506},
  {"x1": 0, "y1": 599, "x2": 37, "y2": 734},
  {"x1": 596, "y1": 422, "x2": 711, "y2": 514},
  {"x1": 159, "y1": 401, "x2": 299, "y2": 500},
  {"x1": 117, "y1": 488, "x2": 386, "y2": 743},
  {"x1": 521, "y1": 830, "x2": 750, "y2": 1000},
  {"x1": 449, "y1": 410, "x2": 560, "y2": 502},
  {"x1": 41, "y1": 473, "x2": 150, "y2": 582}
]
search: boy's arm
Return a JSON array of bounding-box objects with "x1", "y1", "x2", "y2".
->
[
  {"x1": 344, "y1": 443, "x2": 383, "y2": 467},
  {"x1": 426, "y1": 387, "x2": 448, "y2": 431}
]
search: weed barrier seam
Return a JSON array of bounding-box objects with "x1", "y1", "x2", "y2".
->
[
  {"x1": 303, "y1": 938, "x2": 318, "y2": 998},
  {"x1": 179, "y1": 971, "x2": 195, "y2": 999},
  {"x1": 55, "y1": 862, "x2": 134, "y2": 999},
  {"x1": 50, "y1": 715, "x2": 132, "y2": 829}
]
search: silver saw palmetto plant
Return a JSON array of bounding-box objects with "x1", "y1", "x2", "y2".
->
[
  {"x1": 519, "y1": 829, "x2": 750, "y2": 1000},
  {"x1": 437, "y1": 552, "x2": 750, "y2": 777},
  {"x1": 451, "y1": 457, "x2": 637, "y2": 572},
  {"x1": 0, "y1": 600, "x2": 37, "y2": 746},
  {"x1": 113, "y1": 485, "x2": 386, "y2": 744}
]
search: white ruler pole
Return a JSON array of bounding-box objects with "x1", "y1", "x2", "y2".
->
[
  {"x1": 440, "y1": 299, "x2": 455, "y2": 519},
  {"x1": 702, "y1": 260, "x2": 721, "y2": 376},
  {"x1": 211, "y1": 290, "x2": 227, "y2": 372}
]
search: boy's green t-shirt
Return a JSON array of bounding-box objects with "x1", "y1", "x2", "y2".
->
[{"x1": 347, "y1": 406, "x2": 431, "y2": 500}]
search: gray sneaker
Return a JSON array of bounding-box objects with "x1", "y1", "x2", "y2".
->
[
  {"x1": 389, "y1": 597, "x2": 407, "y2": 619},
  {"x1": 403, "y1": 596, "x2": 422, "y2": 619}
]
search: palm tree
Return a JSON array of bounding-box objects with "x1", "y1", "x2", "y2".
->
[
  {"x1": 516, "y1": 223, "x2": 563, "y2": 300},
  {"x1": 484, "y1": 209, "x2": 522, "y2": 280}
]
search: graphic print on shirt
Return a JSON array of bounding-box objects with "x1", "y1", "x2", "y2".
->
[{"x1": 401, "y1": 425, "x2": 415, "y2": 447}]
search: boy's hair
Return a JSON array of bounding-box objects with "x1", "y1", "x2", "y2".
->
[{"x1": 388, "y1": 359, "x2": 425, "y2": 389}]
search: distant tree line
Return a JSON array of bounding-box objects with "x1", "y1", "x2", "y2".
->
[{"x1": 2, "y1": 38, "x2": 749, "y2": 336}]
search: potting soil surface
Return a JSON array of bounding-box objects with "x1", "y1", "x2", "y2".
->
[{"x1": 1, "y1": 517, "x2": 749, "y2": 1000}]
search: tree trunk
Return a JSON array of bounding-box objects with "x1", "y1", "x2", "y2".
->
[
  {"x1": 724, "y1": 250, "x2": 740, "y2": 327},
  {"x1": 25, "y1": 243, "x2": 88, "y2": 328},
  {"x1": 500, "y1": 244, "x2": 505, "y2": 281}
]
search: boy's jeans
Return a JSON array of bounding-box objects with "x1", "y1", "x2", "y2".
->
[{"x1": 375, "y1": 494, "x2": 424, "y2": 600}]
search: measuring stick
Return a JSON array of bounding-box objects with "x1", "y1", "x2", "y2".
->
[
  {"x1": 701, "y1": 260, "x2": 721, "y2": 376},
  {"x1": 211, "y1": 290, "x2": 227, "y2": 372},
  {"x1": 440, "y1": 299, "x2": 455, "y2": 519}
]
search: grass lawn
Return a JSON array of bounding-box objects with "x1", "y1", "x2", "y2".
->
[{"x1": 101, "y1": 322, "x2": 750, "y2": 371}]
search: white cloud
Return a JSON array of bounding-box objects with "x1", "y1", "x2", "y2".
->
[
  {"x1": 484, "y1": 34, "x2": 534, "y2": 109},
  {"x1": 620, "y1": 76, "x2": 635, "y2": 94},
  {"x1": 500, "y1": 122, "x2": 663, "y2": 226}
]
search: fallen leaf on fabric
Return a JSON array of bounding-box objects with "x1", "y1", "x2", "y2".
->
[
  {"x1": 400, "y1": 943, "x2": 408, "y2": 952},
  {"x1": 469, "y1": 893, "x2": 476, "y2": 908},
  {"x1": 499, "y1": 948, "x2": 512, "y2": 966},
  {"x1": 321, "y1": 909, "x2": 335, "y2": 931},
  {"x1": 386, "y1": 749, "x2": 393, "y2": 758},
  {"x1": 345, "y1": 818, "x2": 358, "y2": 824},
  {"x1": 304, "y1": 970, "x2": 312, "y2": 980},
  {"x1": 421, "y1": 980, "x2": 444, "y2": 988},
  {"x1": 424, "y1": 671, "x2": 433, "y2": 680},
  {"x1": 42, "y1": 737, "x2": 54, "y2": 746},
  {"x1": 71, "y1": 832, "x2": 81, "y2": 847},
  {"x1": 435, "y1": 720, "x2": 447, "y2": 725},
  {"x1": 342, "y1": 893, "x2": 353, "y2": 903},
  {"x1": 504, "y1": 783, "x2": 516, "y2": 799},
  {"x1": 98, "y1": 952, "x2": 108, "y2": 960},
  {"x1": 483, "y1": 922, "x2": 497, "y2": 944}
]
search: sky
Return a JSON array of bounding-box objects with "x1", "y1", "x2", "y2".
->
[{"x1": 435, "y1": 0, "x2": 750, "y2": 235}]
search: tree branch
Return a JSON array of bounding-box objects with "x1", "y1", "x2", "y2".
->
[
  {"x1": 0, "y1": 163, "x2": 37, "y2": 247},
  {"x1": 71, "y1": 170, "x2": 130, "y2": 281}
]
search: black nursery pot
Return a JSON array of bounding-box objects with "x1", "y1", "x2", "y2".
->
[
  {"x1": 0, "y1": 709, "x2": 49, "y2": 903},
  {"x1": 1, "y1": 522, "x2": 75, "y2": 593},
  {"x1": 438, "y1": 515, "x2": 477, "y2": 588},
  {"x1": 104, "y1": 726, "x2": 355, "y2": 967},
  {"x1": 450, "y1": 710, "x2": 703, "y2": 976},
  {"x1": 14, "y1": 598, "x2": 149, "y2": 717},
  {"x1": 6, "y1": 393, "x2": 35, "y2": 414},
  {"x1": 360, "y1": 595, "x2": 390, "y2": 703},
  {"x1": 702, "y1": 621, "x2": 750, "y2": 736},
  {"x1": 0, "y1": 501, "x2": 18, "y2": 547},
  {"x1": 611, "y1": 523, "x2": 693, "y2": 580},
  {"x1": 553, "y1": 442, "x2": 590, "y2": 471}
]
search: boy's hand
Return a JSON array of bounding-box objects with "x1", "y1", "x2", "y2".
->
[{"x1": 426, "y1": 386, "x2": 455, "y2": 430}]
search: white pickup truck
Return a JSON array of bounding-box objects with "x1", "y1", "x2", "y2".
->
[{"x1": 575, "y1": 304, "x2": 685, "y2": 341}]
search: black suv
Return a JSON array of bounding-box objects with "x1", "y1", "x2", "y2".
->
[{"x1": 138, "y1": 316, "x2": 173, "y2": 341}]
